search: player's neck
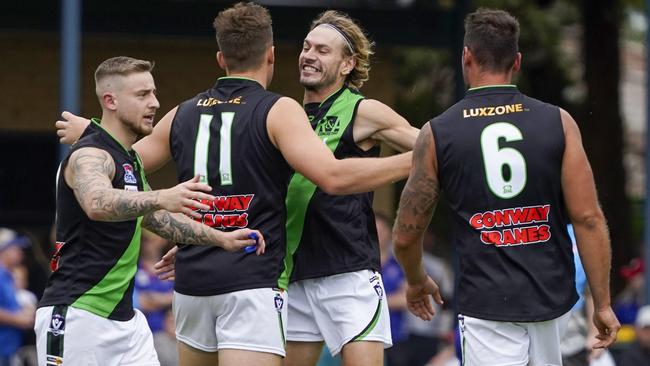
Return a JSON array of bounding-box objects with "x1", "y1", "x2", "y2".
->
[
  {"x1": 99, "y1": 114, "x2": 137, "y2": 151},
  {"x1": 468, "y1": 71, "x2": 513, "y2": 89},
  {"x1": 303, "y1": 81, "x2": 345, "y2": 104},
  {"x1": 226, "y1": 69, "x2": 269, "y2": 89}
]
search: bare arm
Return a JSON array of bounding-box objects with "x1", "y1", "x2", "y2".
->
[
  {"x1": 560, "y1": 108, "x2": 620, "y2": 348},
  {"x1": 353, "y1": 99, "x2": 420, "y2": 152},
  {"x1": 267, "y1": 97, "x2": 411, "y2": 195},
  {"x1": 56, "y1": 109, "x2": 176, "y2": 174},
  {"x1": 142, "y1": 210, "x2": 265, "y2": 253},
  {"x1": 392, "y1": 123, "x2": 443, "y2": 320},
  {"x1": 0, "y1": 307, "x2": 33, "y2": 329},
  {"x1": 133, "y1": 107, "x2": 176, "y2": 173},
  {"x1": 65, "y1": 147, "x2": 212, "y2": 221}
]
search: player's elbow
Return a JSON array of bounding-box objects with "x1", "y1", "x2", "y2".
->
[
  {"x1": 319, "y1": 179, "x2": 346, "y2": 195},
  {"x1": 312, "y1": 168, "x2": 354, "y2": 195},
  {"x1": 571, "y1": 208, "x2": 606, "y2": 231},
  {"x1": 85, "y1": 208, "x2": 107, "y2": 221},
  {"x1": 393, "y1": 231, "x2": 416, "y2": 251}
]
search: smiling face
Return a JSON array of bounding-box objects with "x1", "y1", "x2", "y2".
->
[
  {"x1": 103, "y1": 72, "x2": 160, "y2": 137},
  {"x1": 299, "y1": 25, "x2": 352, "y2": 92}
]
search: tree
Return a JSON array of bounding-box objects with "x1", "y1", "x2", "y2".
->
[{"x1": 580, "y1": 0, "x2": 634, "y2": 293}]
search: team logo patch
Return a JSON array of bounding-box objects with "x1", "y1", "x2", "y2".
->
[
  {"x1": 274, "y1": 293, "x2": 284, "y2": 312},
  {"x1": 46, "y1": 355, "x2": 63, "y2": 365},
  {"x1": 50, "y1": 241, "x2": 65, "y2": 272},
  {"x1": 49, "y1": 314, "x2": 65, "y2": 336},
  {"x1": 373, "y1": 283, "x2": 384, "y2": 299},
  {"x1": 123, "y1": 164, "x2": 137, "y2": 184}
]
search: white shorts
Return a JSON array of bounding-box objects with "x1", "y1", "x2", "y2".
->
[
  {"x1": 173, "y1": 288, "x2": 287, "y2": 356},
  {"x1": 35, "y1": 305, "x2": 159, "y2": 366},
  {"x1": 458, "y1": 311, "x2": 571, "y2": 366},
  {"x1": 286, "y1": 270, "x2": 392, "y2": 356}
]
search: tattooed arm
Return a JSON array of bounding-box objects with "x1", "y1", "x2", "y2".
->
[
  {"x1": 142, "y1": 210, "x2": 265, "y2": 253},
  {"x1": 65, "y1": 147, "x2": 213, "y2": 221},
  {"x1": 392, "y1": 123, "x2": 444, "y2": 321}
]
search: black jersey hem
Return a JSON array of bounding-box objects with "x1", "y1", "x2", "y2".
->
[
  {"x1": 457, "y1": 293, "x2": 578, "y2": 323},
  {"x1": 174, "y1": 280, "x2": 281, "y2": 297},
  {"x1": 36, "y1": 301, "x2": 136, "y2": 322},
  {"x1": 290, "y1": 262, "x2": 380, "y2": 283}
]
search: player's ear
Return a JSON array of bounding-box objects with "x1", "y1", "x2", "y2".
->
[
  {"x1": 512, "y1": 52, "x2": 522, "y2": 73},
  {"x1": 267, "y1": 46, "x2": 275, "y2": 65},
  {"x1": 341, "y1": 55, "x2": 355, "y2": 76},
  {"x1": 462, "y1": 46, "x2": 472, "y2": 68},
  {"x1": 216, "y1": 52, "x2": 227, "y2": 71},
  {"x1": 102, "y1": 92, "x2": 118, "y2": 111}
]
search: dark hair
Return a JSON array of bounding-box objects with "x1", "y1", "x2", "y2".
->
[
  {"x1": 310, "y1": 10, "x2": 374, "y2": 90},
  {"x1": 94, "y1": 56, "x2": 153, "y2": 84},
  {"x1": 464, "y1": 8, "x2": 519, "y2": 73},
  {"x1": 213, "y1": 2, "x2": 273, "y2": 72}
]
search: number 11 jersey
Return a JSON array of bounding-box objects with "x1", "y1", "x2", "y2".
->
[{"x1": 170, "y1": 77, "x2": 292, "y2": 296}]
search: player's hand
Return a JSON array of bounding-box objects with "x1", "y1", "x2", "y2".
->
[
  {"x1": 222, "y1": 229, "x2": 266, "y2": 254},
  {"x1": 55, "y1": 111, "x2": 91, "y2": 144},
  {"x1": 154, "y1": 246, "x2": 177, "y2": 281},
  {"x1": 592, "y1": 306, "x2": 620, "y2": 349},
  {"x1": 405, "y1": 274, "x2": 443, "y2": 321},
  {"x1": 159, "y1": 175, "x2": 215, "y2": 218}
]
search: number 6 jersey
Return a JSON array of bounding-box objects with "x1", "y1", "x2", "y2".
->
[
  {"x1": 430, "y1": 85, "x2": 578, "y2": 322},
  {"x1": 170, "y1": 77, "x2": 292, "y2": 296}
]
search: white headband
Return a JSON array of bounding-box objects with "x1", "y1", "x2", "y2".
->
[{"x1": 318, "y1": 23, "x2": 354, "y2": 54}]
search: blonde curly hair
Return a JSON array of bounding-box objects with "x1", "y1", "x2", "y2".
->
[{"x1": 310, "y1": 10, "x2": 374, "y2": 90}]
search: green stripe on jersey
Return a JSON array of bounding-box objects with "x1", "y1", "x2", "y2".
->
[
  {"x1": 71, "y1": 217, "x2": 142, "y2": 317},
  {"x1": 278, "y1": 87, "x2": 363, "y2": 289}
]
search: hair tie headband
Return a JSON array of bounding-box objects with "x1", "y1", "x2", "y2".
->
[{"x1": 318, "y1": 23, "x2": 354, "y2": 54}]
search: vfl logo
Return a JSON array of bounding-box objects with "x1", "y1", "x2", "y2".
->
[
  {"x1": 373, "y1": 283, "x2": 384, "y2": 299},
  {"x1": 49, "y1": 314, "x2": 65, "y2": 336},
  {"x1": 123, "y1": 164, "x2": 137, "y2": 184},
  {"x1": 274, "y1": 293, "x2": 284, "y2": 312}
]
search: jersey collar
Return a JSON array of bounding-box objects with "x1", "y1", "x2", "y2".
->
[{"x1": 466, "y1": 84, "x2": 518, "y2": 96}]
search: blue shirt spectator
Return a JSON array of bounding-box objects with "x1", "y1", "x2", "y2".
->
[{"x1": 382, "y1": 256, "x2": 408, "y2": 343}]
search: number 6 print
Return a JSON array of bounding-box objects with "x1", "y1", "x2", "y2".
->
[{"x1": 480, "y1": 122, "x2": 526, "y2": 199}]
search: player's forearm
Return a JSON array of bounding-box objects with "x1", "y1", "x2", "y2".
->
[
  {"x1": 83, "y1": 189, "x2": 162, "y2": 222},
  {"x1": 393, "y1": 181, "x2": 436, "y2": 284},
  {"x1": 322, "y1": 152, "x2": 412, "y2": 195},
  {"x1": 143, "y1": 210, "x2": 224, "y2": 246},
  {"x1": 573, "y1": 212, "x2": 612, "y2": 309}
]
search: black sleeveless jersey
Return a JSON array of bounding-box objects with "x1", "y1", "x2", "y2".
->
[
  {"x1": 430, "y1": 85, "x2": 577, "y2": 322},
  {"x1": 170, "y1": 77, "x2": 291, "y2": 295},
  {"x1": 282, "y1": 86, "x2": 381, "y2": 285},
  {"x1": 39, "y1": 120, "x2": 147, "y2": 321}
]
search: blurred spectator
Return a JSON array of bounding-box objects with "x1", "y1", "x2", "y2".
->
[
  {"x1": 0, "y1": 229, "x2": 34, "y2": 366},
  {"x1": 377, "y1": 213, "x2": 409, "y2": 366},
  {"x1": 614, "y1": 257, "x2": 645, "y2": 326},
  {"x1": 12, "y1": 265, "x2": 37, "y2": 366},
  {"x1": 153, "y1": 306, "x2": 179, "y2": 366},
  {"x1": 618, "y1": 305, "x2": 650, "y2": 365},
  {"x1": 404, "y1": 228, "x2": 455, "y2": 366},
  {"x1": 135, "y1": 231, "x2": 174, "y2": 333}
]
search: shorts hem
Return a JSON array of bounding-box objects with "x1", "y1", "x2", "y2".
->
[
  {"x1": 218, "y1": 342, "x2": 286, "y2": 357},
  {"x1": 330, "y1": 336, "x2": 392, "y2": 356},
  {"x1": 175, "y1": 333, "x2": 218, "y2": 352},
  {"x1": 286, "y1": 334, "x2": 325, "y2": 343}
]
